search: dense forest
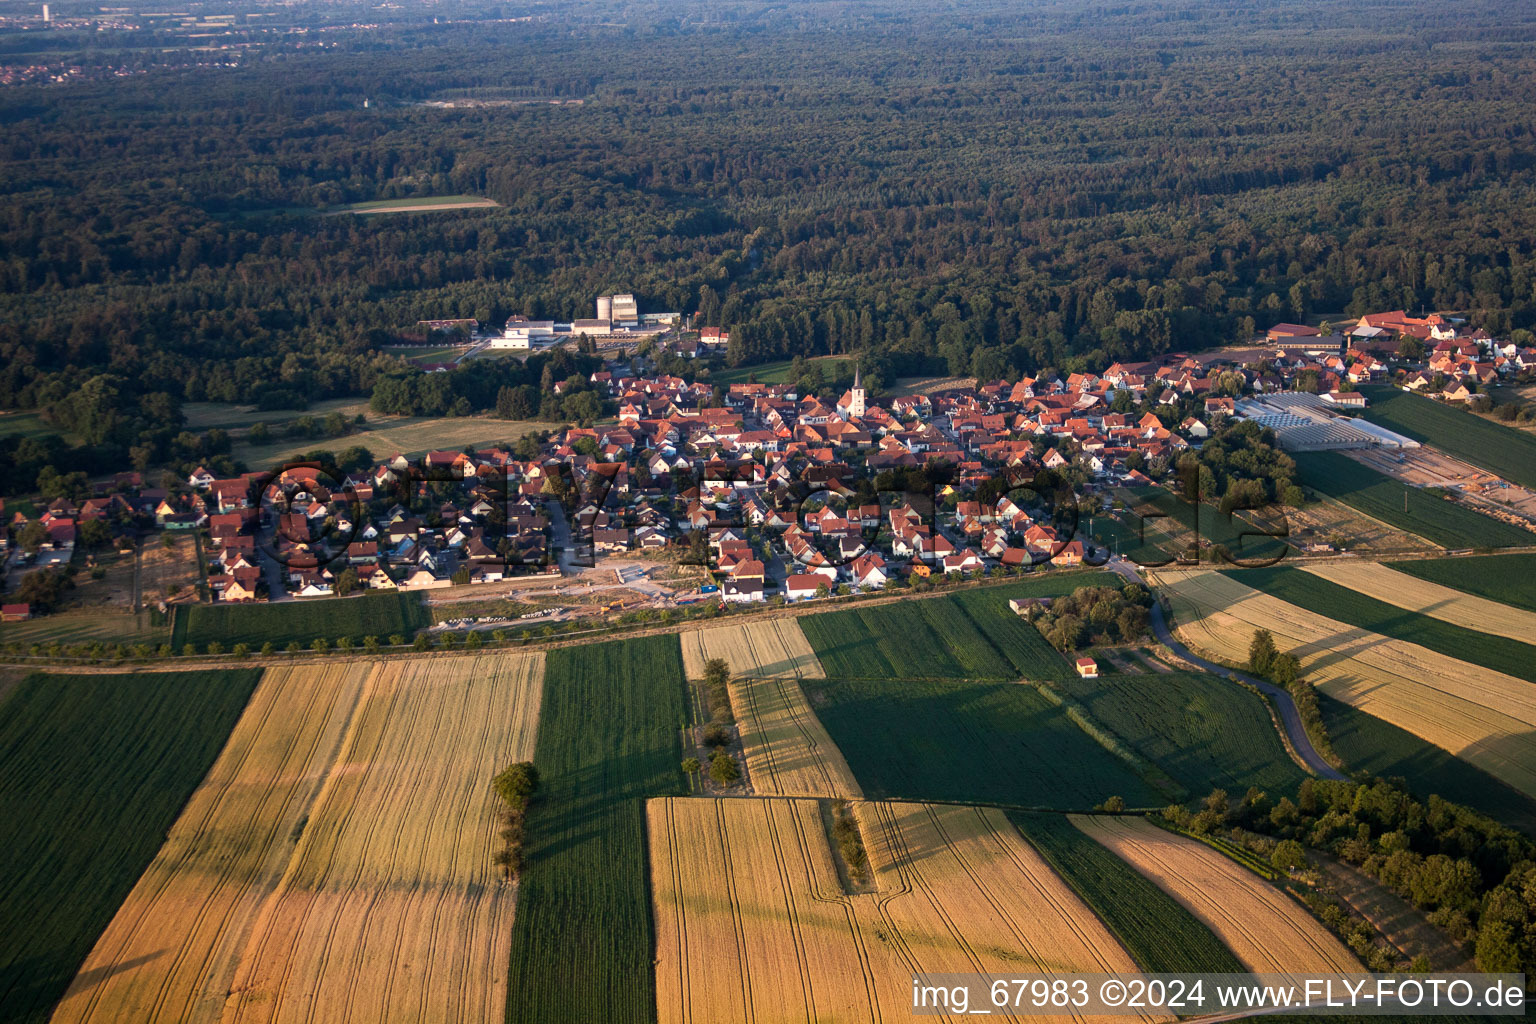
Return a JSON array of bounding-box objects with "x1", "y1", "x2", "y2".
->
[{"x1": 4, "y1": 0, "x2": 1536, "y2": 481}]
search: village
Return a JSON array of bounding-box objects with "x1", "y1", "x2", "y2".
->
[{"x1": 3, "y1": 306, "x2": 1535, "y2": 626}]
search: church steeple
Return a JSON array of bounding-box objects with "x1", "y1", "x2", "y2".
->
[{"x1": 848, "y1": 360, "x2": 865, "y2": 419}]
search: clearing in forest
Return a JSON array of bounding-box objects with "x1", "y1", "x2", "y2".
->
[
  {"x1": 679, "y1": 618, "x2": 824, "y2": 680},
  {"x1": 51, "y1": 654, "x2": 544, "y2": 1024},
  {"x1": 648, "y1": 796, "x2": 1163, "y2": 1024},
  {"x1": 1155, "y1": 569, "x2": 1536, "y2": 800},
  {"x1": 1069, "y1": 814, "x2": 1359, "y2": 973},
  {"x1": 729, "y1": 675, "x2": 862, "y2": 798}
]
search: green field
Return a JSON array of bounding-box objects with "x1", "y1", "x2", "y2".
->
[
  {"x1": 709, "y1": 355, "x2": 854, "y2": 386},
  {"x1": 1010, "y1": 812, "x2": 1245, "y2": 973},
  {"x1": 945, "y1": 586, "x2": 1078, "y2": 682},
  {"x1": 1360, "y1": 387, "x2": 1536, "y2": 490},
  {"x1": 171, "y1": 591, "x2": 428, "y2": 648},
  {"x1": 805, "y1": 675, "x2": 1164, "y2": 810},
  {"x1": 1292, "y1": 450, "x2": 1534, "y2": 549},
  {"x1": 1386, "y1": 552, "x2": 1536, "y2": 614},
  {"x1": 231, "y1": 412, "x2": 556, "y2": 468},
  {"x1": 505, "y1": 634, "x2": 687, "y2": 1024},
  {"x1": 0, "y1": 669, "x2": 263, "y2": 1024},
  {"x1": 1056, "y1": 671, "x2": 1311, "y2": 800},
  {"x1": 799, "y1": 572, "x2": 1120, "y2": 681},
  {"x1": 1318, "y1": 691, "x2": 1536, "y2": 836},
  {"x1": 1224, "y1": 566, "x2": 1536, "y2": 685}
]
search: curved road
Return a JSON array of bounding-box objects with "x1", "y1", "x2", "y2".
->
[{"x1": 1108, "y1": 558, "x2": 1347, "y2": 781}]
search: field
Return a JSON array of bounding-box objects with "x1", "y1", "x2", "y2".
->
[
  {"x1": 335, "y1": 195, "x2": 500, "y2": 214},
  {"x1": 648, "y1": 797, "x2": 1158, "y2": 1024},
  {"x1": 1298, "y1": 560, "x2": 1536, "y2": 643},
  {"x1": 137, "y1": 534, "x2": 203, "y2": 607},
  {"x1": 709, "y1": 355, "x2": 854, "y2": 386},
  {"x1": 1157, "y1": 569, "x2": 1536, "y2": 799},
  {"x1": 1070, "y1": 815, "x2": 1360, "y2": 973},
  {"x1": 1009, "y1": 812, "x2": 1244, "y2": 974},
  {"x1": 1121, "y1": 486, "x2": 1290, "y2": 563},
  {"x1": 1360, "y1": 386, "x2": 1536, "y2": 490},
  {"x1": 1320, "y1": 860, "x2": 1471, "y2": 971},
  {"x1": 1055, "y1": 671, "x2": 1310, "y2": 799},
  {"x1": 1386, "y1": 552, "x2": 1536, "y2": 613},
  {"x1": 231, "y1": 413, "x2": 556, "y2": 468},
  {"x1": 0, "y1": 606, "x2": 168, "y2": 648},
  {"x1": 729, "y1": 675, "x2": 863, "y2": 798},
  {"x1": 805, "y1": 675, "x2": 1165, "y2": 809},
  {"x1": 1292, "y1": 450, "x2": 1535, "y2": 549},
  {"x1": 798, "y1": 573, "x2": 1119, "y2": 681},
  {"x1": 171, "y1": 591, "x2": 428, "y2": 648},
  {"x1": 52, "y1": 655, "x2": 544, "y2": 1024},
  {"x1": 49, "y1": 663, "x2": 375, "y2": 1024},
  {"x1": 799, "y1": 598, "x2": 1017, "y2": 679},
  {"x1": 0, "y1": 670, "x2": 262, "y2": 1024},
  {"x1": 181, "y1": 397, "x2": 370, "y2": 431},
  {"x1": 1317, "y1": 691, "x2": 1536, "y2": 835},
  {"x1": 679, "y1": 618, "x2": 824, "y2": 679},
  {"x1": 945, "y1": 586, "x2": 1078, "y2": 682},
  {"x1": 505, "y1": 635, "x2": 687, "y2": 1024},
  {"x1": 1227, "y1": 565, "x2": 1536, "y2": 684}
]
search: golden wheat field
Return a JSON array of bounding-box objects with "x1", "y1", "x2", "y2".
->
[
  {"x1": 729, "y1": 675, "x2": 863, "y2": 798},
  {"x1": 679, "y1": 618, "x2": 825, "y2": 680},
  {"x1": 50, "y1": 654, "x2": 545, "y2": 1024},
  {"x1": 1069, "y1": 815, "x2": 1359, "y2": 973},
  {"x1": 1298, "y1": 560, "x2": 1536, "y2": 644},
  {"x1": 648, "y1": 797, "x2": 1160, "y2": 1024},
  {"x1": 1155, "y1": 569, "x2": 1536, "y2": 799}
]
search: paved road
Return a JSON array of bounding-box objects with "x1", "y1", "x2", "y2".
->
[{"x1": 1108, "y1": 558, "x2": 1347, "y2": 781}]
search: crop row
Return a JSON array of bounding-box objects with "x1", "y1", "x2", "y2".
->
[{"x1": 504, "y1": 634, "x2": 688, "y2": 1024}]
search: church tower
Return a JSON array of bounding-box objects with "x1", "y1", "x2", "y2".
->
[{"x1": 848, "y1": 362, "x2": 866, "y2": 419}]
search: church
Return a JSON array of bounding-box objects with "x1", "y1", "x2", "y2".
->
[{"x1": 835, "y1": 364, "x2": 866, "y2": 421}]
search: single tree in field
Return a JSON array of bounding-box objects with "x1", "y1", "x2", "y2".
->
[
  {"x1": 494, "y1": 762, "x2": 540, "y2": 807},
  {"x1": 334, "y1": 567, "x2": 359, "y2": 597},
  {"x1": 1249, "y1": 628, "x2": 1278, "y2": 676}
]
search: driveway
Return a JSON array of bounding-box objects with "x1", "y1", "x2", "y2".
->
[{"x1": 1109, "y1": 557, "x2": 1346, "y2": 781}]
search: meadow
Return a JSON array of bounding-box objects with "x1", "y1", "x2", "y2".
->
[
  {"x1": 230, "y1": 413, "x2": 556, "y2": 468},
  {"x1": 1318, "y1": 691, "x2": 1536, "y2": 835},
  {"x1": 1009, "y1": 812, "x2": 1244, "y2": 974},
  {"x1": 1225, "y1": 566, "x2": 1536, "y2": 685},
  {"x1": 505, "y1": 635, "x2": 687, "y2": 1024},
  {"x1": 0, "y1": 669, "x2": 262, "y2": 1024},
  {"x1": 1123, "y1": 486, "x2": 1291, "y2": 563},
  {"x1": 1056, "y1": 671, "x2": 1310, "y2": 799},
  {"x1": 804, "y1": 675, "x2": 1165, "y2": 810},
  {"x1": 1360, "y1": 387, "x2": 1536, "y2": 490},
  {"x1": 1386, "y1": 552, "x2": 1536, "y2": 614},
  {"x1": 171, "y1": 591, "x2": 428, "y2": 648},
  {"x1": 1292, "y1": 450, "x2": 1535, "y2": 549},
  {"x1": 707, "y1": 355, "x2": 854, "y2": 386}
]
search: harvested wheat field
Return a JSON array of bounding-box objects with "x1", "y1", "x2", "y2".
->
[
  {"x1": 52, "y1": 653, "x2": 545, "y2": 1024},
  {"x1": 1070, "y1": 815, "x2": 1358, "y2": 973},
  {"x1": 649, "y1": 797, "x2": 1160, "y2": 1024},
  {"x1": 680, "y1": 618, "x2": 824, "y2": 680},
  {"x1": 1155, "y1": 569, "x2": 1536, "y2": 799},
  {"x1": 730, "y1": 675, "x2": 862, "y2": 798},
  {"x1": 1299, "y1": 560, "x2": 1536, "y2": 643}
]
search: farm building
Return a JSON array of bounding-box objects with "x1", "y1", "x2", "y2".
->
[{"x1": 1075, "y1": 657, "x2": 1099, "y2": 679}]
